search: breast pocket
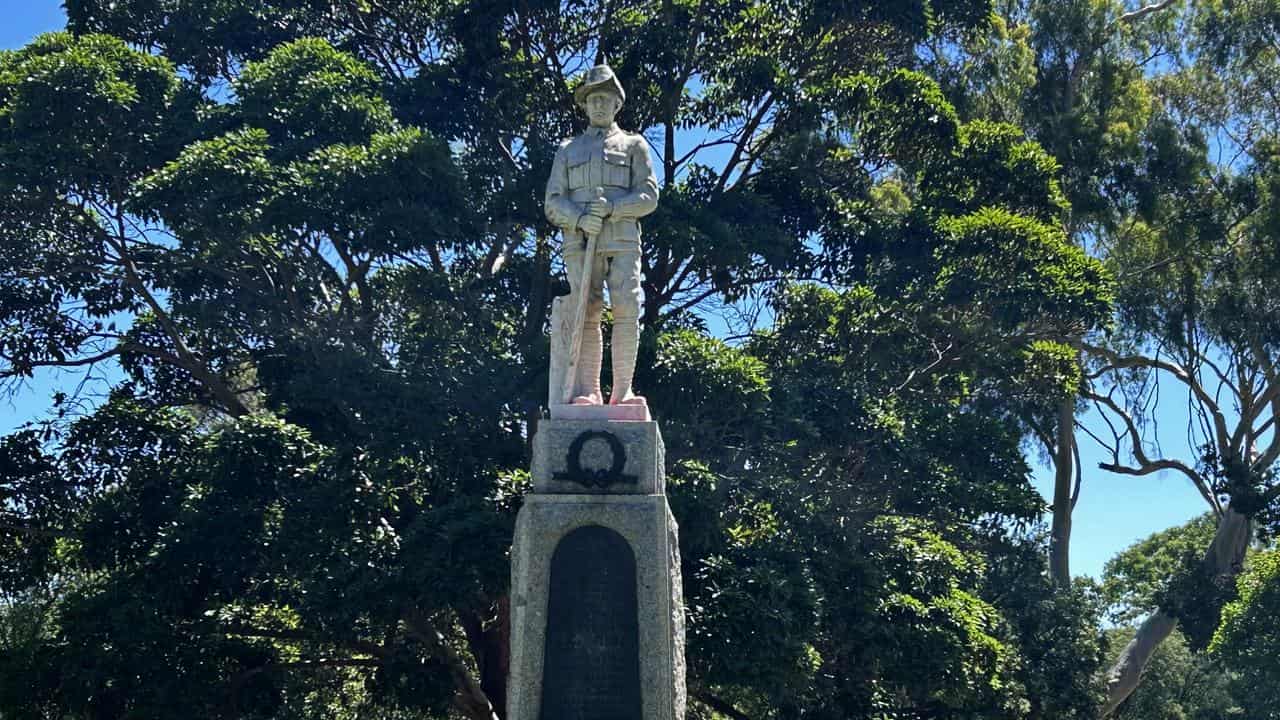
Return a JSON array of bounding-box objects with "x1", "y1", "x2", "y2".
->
[
  {"x1": 567, "y1": 155, "x2": 589, "y2": 189},
  {"x1": 603, "y1": 150, "x2": 631, "y2": 188}
]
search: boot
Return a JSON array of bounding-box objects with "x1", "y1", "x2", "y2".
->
[
  {"x1": 573, "y1": 320, "x2": 603, "y2": 404},
  {"x1": 609, "y1": 317, "x2": 645, "y2": 405}
]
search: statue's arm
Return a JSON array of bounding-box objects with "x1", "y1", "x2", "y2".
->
[
  {"x1": 612, "y1": 138, "x2": 659, "y2": 219},
  {"x1": 545, "y1": 143, "x2": 583, "y2": 232}
]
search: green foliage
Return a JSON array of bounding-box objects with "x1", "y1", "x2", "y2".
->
[
  {"x1": 933, "y1": 121, "x2": 1070, "y2": 222},
  {"x1": 0, "y1": 2, "x2": 1125, "y2": 719},
  {"x1": 849, "y1": 518, "x2": 1025, "y2": 718},
  {"x1": 918, "y1": 0, "x2": 1280, "y2": 713},
  {"x1": 236, "y1": 37, "x2": 396, "y2": 158},
  {"x1": 991, "y1": 565, "x2": 1109, "y2": 720},
  {"x1": 0, "y1": 590, "x2": 63, "y2": 719},
  {"x1": 1122, "y1": 514, "x2": 1253, "y2": 653},
  {"x1": 1101, "y1": 514, "x2": 1220, "y2": 626},
  {"x1": 0, "y1": 32, "x2": 183, "y2": 195},
  {"x1": 641, "y1": 328, "x2": 770, "y2": 465},
  {"x1": 1210, "y1": 550, "x2": 1280, "y2": 719},
  {"x1": 936, "y1": 207, "x2": 1110, "y2": 330},
  {"x1": 1110, "y1": 628, "x2": 1241, "y2": 720},
  {"x1": 0, "y1": 433, "x2": 66, "y2": 589}
]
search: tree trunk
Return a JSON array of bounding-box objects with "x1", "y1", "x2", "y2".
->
[
  {"x1": 461, "y1": 599, "x2": 511, "y2": 720},
  {"x1": 1049, "y1": 397, "x2": 1075, "y2": 586},
  {"x1": 1100, "y1": 507, "x2": 1252, "y2": 716}
]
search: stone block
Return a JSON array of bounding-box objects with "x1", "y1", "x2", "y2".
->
[
  {"x1": 549, "y1": 403, "x2": 651, "y2": 422},
  {"x1": 531, "y1": 419, "x2": 665, "y2": 495},
  {"x1": 507, "y1": 493, "x2": 686, "y2": 720}
]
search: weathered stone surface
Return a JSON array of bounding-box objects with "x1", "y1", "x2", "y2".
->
[
  {"x1": 531, "y1": 419, "x2": 664, "y2": 495},
  {"x1": 545, "y1": 62, "x2": 659, "y2": 409},
  {"x1": 549, "y1": 401, "x2": 651, "y2": 422},
  {"x1": 508, "y1": 494, "x2": 685, "y2": 720}
]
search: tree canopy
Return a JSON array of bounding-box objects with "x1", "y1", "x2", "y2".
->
[{"x1": 0, "y1": 1, "x2": 1277, "y2": 719}]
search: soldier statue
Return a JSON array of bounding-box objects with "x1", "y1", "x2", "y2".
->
[{"x1": 545, "y1": 63, "x2": 659, "y2": 411}]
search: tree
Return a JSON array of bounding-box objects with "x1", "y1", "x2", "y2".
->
[
  {"x1": 1, "y1": 2, "x2": 1113, "y2": 718},
  {"x1": 927, "y1": 0, "x2": 1195, "y2": 593},
  {"x1": 1099, "y1": 514, "x2": 1220, "y2": 627},
  {"x1": 932, "y1": 1, "x2": 1280, "y2": 712},
  {"x1": 1096, "y1": 516, "x2": 1249, "y2": 720},
  {"x1": 1077, "y1": 0, "x2": 1280, "y2": 705},
  {"x1": 1105, "y1": 627, "x2": 1240, "y2": 720}
]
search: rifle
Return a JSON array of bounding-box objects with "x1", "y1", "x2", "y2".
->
[{"x1": 561, "y1": 186, "x2": 605, "y2": 405}]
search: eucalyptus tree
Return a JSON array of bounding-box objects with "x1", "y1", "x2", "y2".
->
[
  {"x1": 930, "y1": 0, "x2": 1202, "y2": 589},
  {"x1": 932, "y1": 1, "x2": 1280, "y2": 714},
  {"x1": 2, "y1": 2, "x2": 1113, "y2": 718},
  {"x1": 1074, "y1": 1, "x2": 1280, "y2": 711}
]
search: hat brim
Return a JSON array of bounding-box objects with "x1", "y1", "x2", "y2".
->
[{"x1": 574, "y1": 76, "x2": 625, "y2": 108}]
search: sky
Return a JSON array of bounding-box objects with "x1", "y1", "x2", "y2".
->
[{"x1": 0, "y1": 0, "x2": 1210, "y2": 579}]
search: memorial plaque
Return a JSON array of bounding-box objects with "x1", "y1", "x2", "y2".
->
[{"x1": 540, "y1": 525, "x2": 642, "y2": 720}]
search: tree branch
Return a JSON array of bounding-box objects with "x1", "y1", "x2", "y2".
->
[
  {"x1": 1119, "y1": 0, "x2": 1178, "y2": 24},
  {"x1": 94, "y1": 216, "x2": 250, "y2": 417},
  {"x1": 714, "y1": 93, "x2": 776, "y2": 195},
  {"x1": 402, "y1": 609, "x2": 497, "y2": 720},
  {"x1": 1262, "y1": 483, "x2": 1280, "y2": 505},
  {"x1": 1084, "y1": 388, "x2": 1221, "y2": 513},
  {"x1": 1071, "y1": 429, "x2": 1084, "y2": 510},
  {"x1": 1082, "y1": 341, "x2": 1232, "y2": 453},
  {"x1": 0, "y1": 521, "x2": 68, "y2": 538},
  {"x1": 218, "y1": 624, "x2": 391, "y2": 660},
  {"x1": 0, "y1": 346, "x2": 122, "y2": 379},
  {"x1": 693, "y1": 691, "x2": 753, "y2": 720},
  {"x1": 1248, "y1": 342, "x2": 1280, "y2": 468}
]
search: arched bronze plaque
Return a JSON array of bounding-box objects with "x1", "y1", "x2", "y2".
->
[{"x1": 540, "y1": 525, "x2": 641, "y2": 720}]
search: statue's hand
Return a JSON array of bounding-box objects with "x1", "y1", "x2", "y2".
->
[
  {"x1": 578, "y1": 213, "x2": 604, "y2": 236},
  {"x1": 586, "y1": 197, "x2": 613, "y2": 219}
]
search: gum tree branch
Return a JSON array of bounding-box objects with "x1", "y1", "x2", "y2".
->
[
  {"x1": 1084, "y1": 388, "x2": 1221, "y2": 513},
  {"x1": 1082, "y1": 341, "x2": 1232, "y2": 453},
  {"x1": 1119, "y1": 0, "x2": 1178, "y2": 24}
]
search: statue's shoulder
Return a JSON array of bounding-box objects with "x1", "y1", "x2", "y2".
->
[
  {"x1": 561, "y1": 132, "x2": 592, "y2": 150},
  {"x1": 552, "y1": 136, "x2": 580, "y2": 160},
  {"x1": 616, "y1": 130, "x2": 650, "y2": 156}
]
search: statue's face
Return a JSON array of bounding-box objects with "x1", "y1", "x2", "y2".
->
[{"x1": 584, "y1": 89, "x2": 622, "y2": 128}]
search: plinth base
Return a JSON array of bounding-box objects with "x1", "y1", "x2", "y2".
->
[
  {"x1": 508, "y1": 493, "x2": 686, "y2": 720},
  {"x1": 549, "y1": 403, "x2": 651, "y2": 421}
]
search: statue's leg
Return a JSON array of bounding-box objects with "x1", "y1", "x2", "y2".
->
[
  {"x1": 606, "y1": 248, "x2": 645, "y2": 406},
  {"x1": 567, "y1": 250, "x2": 607, "y2": 404}
]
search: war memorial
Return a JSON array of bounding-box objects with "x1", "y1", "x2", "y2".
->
[{"x1": 507, "y1": 62, "x2": 686, "y2": 720}]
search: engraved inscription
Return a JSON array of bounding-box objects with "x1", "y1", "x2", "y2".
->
[{"x1": 540, "y1": 525, "x2": 641, "y2": 720}]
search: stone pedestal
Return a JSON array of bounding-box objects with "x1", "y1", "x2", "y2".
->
[{"x1": 508, "y1": 418, "x2": 685, "y2": 720}]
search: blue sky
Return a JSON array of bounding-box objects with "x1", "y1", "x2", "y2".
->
[{"x1": 0, "y1": 1, "x2": 1209, "y2": 579}]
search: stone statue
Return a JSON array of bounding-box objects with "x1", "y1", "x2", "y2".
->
[
  {"x1": 545, "y1": 63, "x2": 659, "y2": 415},
  {"x1": 513, "y1": 62, "x2": 685, "y2": 720}
]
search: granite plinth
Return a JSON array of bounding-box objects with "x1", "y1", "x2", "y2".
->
[
  {"x1": 549, "y1": 403, "x2": 651, "y2": 422},
  {"x1": 508, "y1": 494, "x2": 685, "y2": 720},
  {"x1": 531, "y1": 419, "x2": 664, "y2": 495}
]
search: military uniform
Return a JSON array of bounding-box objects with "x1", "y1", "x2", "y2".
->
[{"x1": 544, "y1": 64, "x2": 659, "y2": 404}]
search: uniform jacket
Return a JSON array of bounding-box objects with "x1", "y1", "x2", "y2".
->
[{"x1": 545, "y1": 123, "x2": 659, "y2": 254}]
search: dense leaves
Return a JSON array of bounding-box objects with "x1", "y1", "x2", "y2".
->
[
  {"x1": 1109, "y1": 628, "x2": 1241, "y2": 720},
  {"x1": 1210, "y1": 550, "x2": 1280, "y2": 719},
  {"x1": 0, "y1": 2, "x2": 1136, "y2": 719}
]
